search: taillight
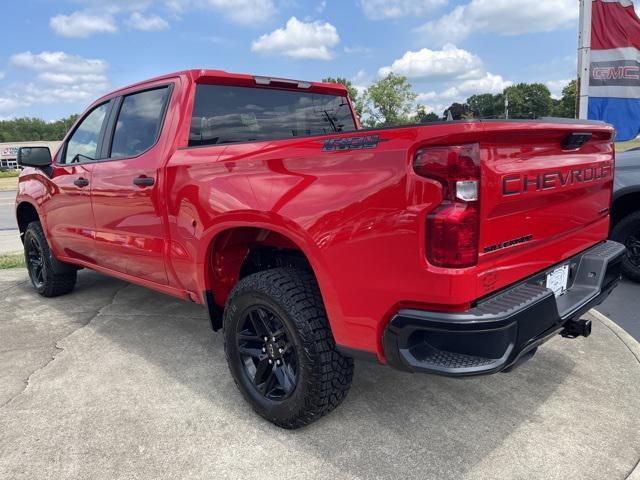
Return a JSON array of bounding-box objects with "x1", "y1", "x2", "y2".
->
[{"x1": 414, "y1": 144, "x2": 480, "y2": 268}]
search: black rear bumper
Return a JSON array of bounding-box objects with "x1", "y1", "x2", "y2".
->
[{"x1": 382, "y1": 241, "x2": 625, "y2": 376}]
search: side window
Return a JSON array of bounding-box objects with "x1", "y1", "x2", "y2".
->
[
  {"x1": 63, "y1": 102, "x2": 110, "y2": 164},
  {"x1": 110, "y1": 87, "x2": 169, "y2": 159}
]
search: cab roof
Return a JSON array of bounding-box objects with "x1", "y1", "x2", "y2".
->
[{"x1": 96, "y1": 68, "x2": 349, "y2": 104}]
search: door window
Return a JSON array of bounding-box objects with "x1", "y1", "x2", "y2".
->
[
  {"x1": 109, "y1": 87, "x2": 169, "y2": 159},
  {"x1": 63, "y1": 102, "x2": 110, "y2": 164}
]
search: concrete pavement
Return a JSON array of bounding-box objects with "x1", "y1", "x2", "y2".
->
[
  {"x1": 1, "y1": 268, "x2": 639, "y2": 480},
  {"x1": 0, "y1": 230, "x2": 21, "y2": 254}
]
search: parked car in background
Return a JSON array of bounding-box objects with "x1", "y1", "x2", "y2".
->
[{"x1": 611, "y1": 146, "x2": 640, "y2": 281}]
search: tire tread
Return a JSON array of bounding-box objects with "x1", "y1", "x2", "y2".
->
[
  {"x1": 223, "y1": 267, "x2": 354, "y2": 429},
  {"x1": 24, "y1": 221, "x2": 77, "y2": 297}
]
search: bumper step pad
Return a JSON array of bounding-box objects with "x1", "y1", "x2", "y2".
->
[{"x1": 383, "y1": 241, "x2": 625, "y2": 376}]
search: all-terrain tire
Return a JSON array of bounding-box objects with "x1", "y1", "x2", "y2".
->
[
  {"x1": 611, "y1": 211, "x2": 640, "y2": 283},
  {"x1": 223, "y1": 267, "x2": 354, "y2": 429},
  {"x1": 23, "y1": 221, "x2": 77, "y2": 297}
]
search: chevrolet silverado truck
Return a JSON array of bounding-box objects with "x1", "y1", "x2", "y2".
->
[{"x1": 15, "y1": 69, "x2": 624, "y2": 428}]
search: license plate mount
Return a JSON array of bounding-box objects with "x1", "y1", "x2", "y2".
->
[{"x1": 546, "y1": 264, "x2": 569, "y2": 297}]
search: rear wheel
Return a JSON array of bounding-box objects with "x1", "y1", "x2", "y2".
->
[
  {"x1": 611, "y1": 211, "x2": 640, "y2": 282},
  {"x1": 23, "y1": 221, "x2": 77, "y2": 297},
  {"x1": 223, "y1": 267, "x2": 354, "y2": 429}
]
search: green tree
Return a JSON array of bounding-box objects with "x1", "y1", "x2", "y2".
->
[
  {"x1": 467, "y1": 93, "x2": 504, "y2": 119},
  {"x1": 443, "y1": 102, "x2": 471, "y2": 120},
  {"x1": 322, "y1": 77, "x2": 364, "y2": 118},
  {"x1": 552, "y1": 80, "x2": 577, "y2": 118},
  {"x1": 362, "y1": 72, "x2": 417, "y2": 127},
  {"x1": 503, "y1": 83, "x2": 553, "y2": 119},
  {"x1": 416, "y1": 105, "x2": 441, "y2": 123},
  {"x1": 0, "y1": 114, "x2": 78, "y2": 142}
]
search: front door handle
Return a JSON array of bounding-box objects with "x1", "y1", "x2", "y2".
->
[
  {"x1": 133, "y1": 176, "x2": 155, "y2": 187},
  {"x1": 74, "y1": 178, "x2": 89, "y2": 187}
]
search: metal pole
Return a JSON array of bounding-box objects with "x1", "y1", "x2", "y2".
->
[{"x1": 577, "y1": 0, "x2": 593, "y2": 119}]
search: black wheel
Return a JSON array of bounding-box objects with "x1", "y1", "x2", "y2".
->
[
  {"x1": 611, "y1": 211, "x2": 640, "y2": 283},
  {"x1": 23, "y1": 221, "x2": 77, "y2": 297},
  {"x1": 223, "y1": 268, "x2": 354, "y2": 429}
]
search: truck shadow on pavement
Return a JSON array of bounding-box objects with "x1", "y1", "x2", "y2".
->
[{"x1": 3, "y1": 270, "x2": 639, "y2": 480}]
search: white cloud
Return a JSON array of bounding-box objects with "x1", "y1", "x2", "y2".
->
[
  {"x1": 22, "y1": 82, "x2": 109, "y2": 104},
  {"x1": 429, "y1": 73, "x2": 511, "y2": 105},
  {"x1": 126, "y1": 11, "x2": 169, "y2": 30},
  {"x1": 251, "y1": 17, "x2": 340, "y2": 60},
  {"x1": 344, "y1": 45, "x2": 373, "y2": 55},
  {"x1": 458, "y1": 72, "x2": 512, "y2": 95},
  {"x1": 316, "y1": 0, "x2": 327, "y2": 14},
  {"x1": 351, "y1": 69, "x2": 372, "y2": 96},
  {"x1": 546, "y1": 78, "x2": 573, "y2": 99},
  {"x1": 0, "y1": 71, "x2": 5, "y2": 80},
  {"x1": 38, "y1": 73, "x2": 108, "y2": 85},
  {"x1": 11, "y1": 51, "x2": 108, "y2": 74},
  {"x1": 413, "y1": 72, "x2": 512, "y2": 117},
  {"x1": 3, "y1": 51, "x2": 111, "y2": 115},
  {"x1": 360, "y1": 0, "x2": 448, "y2": 20},
  {"x1": 378, "y1": 44, "x2": 483, "y2": 80},
  {"x1": 50, "y1": 11, "x2": 118, "y2": 38},
  {"x1": 0, "y1": 97, "x2": 23, "y2": 113},
  {"x1": 419, "y1": 0, "x2": 578, "y2": 44}
]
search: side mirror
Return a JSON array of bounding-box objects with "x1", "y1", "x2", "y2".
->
[{"x1": 17, "y1": 147, "x2": 52, "y2": 168}]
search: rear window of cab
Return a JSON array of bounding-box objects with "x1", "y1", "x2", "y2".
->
[{"x1": 189, "y1": 84, "x2": 356, "y2": 147}]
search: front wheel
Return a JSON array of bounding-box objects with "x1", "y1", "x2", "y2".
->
[
  {"x1": 23, "y1": 221, "x2": 77, "y2": 297},
  {"x1": 223, "y1": 268, "x2": 354, "y2": 429}
]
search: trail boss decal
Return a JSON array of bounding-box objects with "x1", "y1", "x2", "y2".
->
[
  {"x1": 484, "y1": 234, "x2": 534, "y2": 254},
  {"x1": 322, "y1": 135, "x2": 382, "y2": 152},
  {"x1": 502, "y1": 164, "x2": 613, "y2": 196}
]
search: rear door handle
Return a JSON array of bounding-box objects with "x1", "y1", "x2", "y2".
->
[
  {"x1": 74, "y1": 178, "x2": 89, "y2": 187},
  {"x1": 133, "y1": 176, "x2": 155, "y2": 187}
]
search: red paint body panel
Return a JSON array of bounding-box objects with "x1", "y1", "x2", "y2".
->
[{"x1": 16, "y1": 70, "x2": 616, "y2": 362}]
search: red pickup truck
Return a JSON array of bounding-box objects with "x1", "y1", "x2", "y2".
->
[{"x1": 15, "y1": 69, "x2": 624, "y2": 428}]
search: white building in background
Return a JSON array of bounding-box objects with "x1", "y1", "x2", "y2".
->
[{"x1": 0, "y1": 141, "x2": 62, "y2": 169}]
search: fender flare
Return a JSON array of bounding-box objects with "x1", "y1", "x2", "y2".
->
[{"x1": 195, "y1": 211, "x2": 342, "y2": 332}]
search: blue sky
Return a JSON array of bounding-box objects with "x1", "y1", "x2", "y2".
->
[{"x1": 0, "y1": 0, "x2": 583, "y2": 120}]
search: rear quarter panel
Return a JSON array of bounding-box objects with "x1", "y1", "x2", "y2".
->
[{"x1": 166, "y1": 121, "x2": 614, "y2": 357}]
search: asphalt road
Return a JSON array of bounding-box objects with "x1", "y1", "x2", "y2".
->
[
  {"x1": 0, "y1": 190, "x2": 17, "y2": 230},
  {"x1": 597, "y1": 279, "x2": 640, "y2": 341},
  {"x1": 1, "y1": 268, "x2": 639, "y2": 480}
]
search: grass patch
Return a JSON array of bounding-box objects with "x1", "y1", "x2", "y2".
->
[
  {"x1": 0, "y1": 170, "x2": 19, "y2": 178},
  {"x1": 615, "y1": 138, "x2": 640, "y2": 152},
  {"x1": 0, "y1": 252, "x2": 25, "y2": 269}
]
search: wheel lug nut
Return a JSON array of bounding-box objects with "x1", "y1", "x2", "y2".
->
[
  {"x1": 268, "y1": 359, "x2": 273, "y2": 364},
  {"x1": 263, "y1": 337, "x2": 268, "y2": 341},
  {"x1": 276, "y1": 360, "x2": 281, "y2": 365},
  {"x1": 271, "y1": 337, "x2": 276, "y2": 342},
  {"x1": 262, "y1": 347, "x2": 266, "y2": 353},
  {"x1": 278, "y1": 348, "x2": 284, "y2": 354}
]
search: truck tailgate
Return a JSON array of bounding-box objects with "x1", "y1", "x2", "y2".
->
[{"x1": 478, "y1": 123, "x2": 614, "y2": 278}]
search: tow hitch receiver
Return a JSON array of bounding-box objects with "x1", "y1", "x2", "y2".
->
[{"x1": 561, "y1": 319, "x2": 592, "y2": 338}]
